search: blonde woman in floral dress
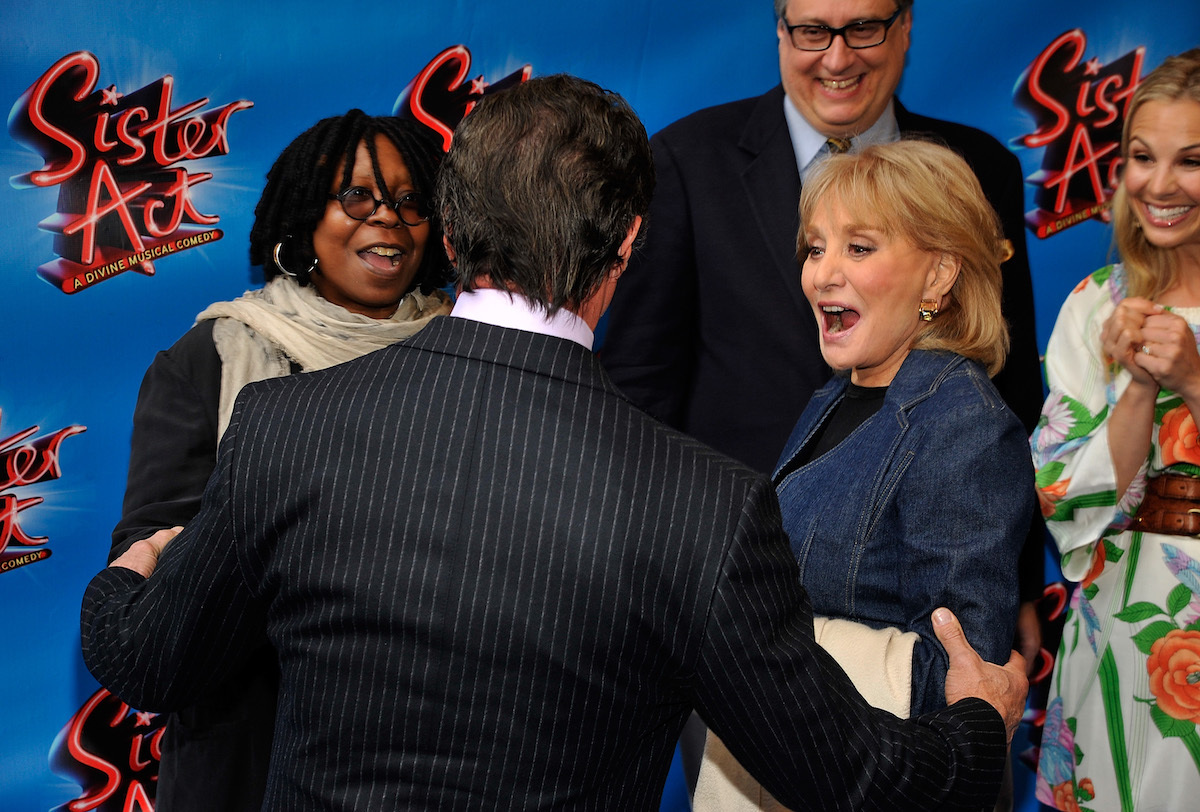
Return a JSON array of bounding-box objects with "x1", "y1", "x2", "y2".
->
[{"x1": 1033, "y1": 49, "x2": 1200, "y2": 812}]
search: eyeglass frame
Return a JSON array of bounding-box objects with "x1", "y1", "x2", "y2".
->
[
  {"x1": 327, "y1": 186, "x2": 431, "y2": 227},
  {"x1": 780, "y1": 7, "x2": 903, "y2": 52}
]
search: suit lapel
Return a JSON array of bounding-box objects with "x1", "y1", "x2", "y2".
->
[
  {"x1": 894, "y1": 99, "x2": 928, "y2": 137},
  {"x1": 738, "y1": 86, "x2": 808, "y2": 315}
]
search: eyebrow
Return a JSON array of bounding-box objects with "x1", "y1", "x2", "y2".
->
[{"x1": 1129, "y1": 136, "x2": 1200, "y2": 152}]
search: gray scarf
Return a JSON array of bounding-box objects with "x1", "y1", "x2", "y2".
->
[{"x1": 197, "y1": 277, "x2": 452, "y2": 437}]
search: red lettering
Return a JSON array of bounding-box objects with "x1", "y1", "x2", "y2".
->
[
  {"x1": 122, "y1": 781, "x2": 155, "y2": 812},
  {"x1": 1044, "y1": 123, "x2": 1119, "y2": 213},
  {"x1": 0, "y1": 493, "x2": 47, "y2": 547},
  {"x1": 129, "y1": 735, "x2": 154, "y2": 771},
  {"x1": 12, "y1": 51, "x2": 98, "y2": 187},
  {"x1": 64, "y1": 691, "x2": 124, "y2": 812},
  {"x1": 0, "y1": 422, "x2": 84, "y2": 489},
  {"x1": 137, "y1": 76, "x2": 209, "y2": 166},
  {"x1": 143, "y1": 169, "x2": 217, "y2": 237},
  {"x1": 149, "y1": 727, "x2": 164, "y2": 761},
  {"x1": 92, "y1": 112, "x2": 119, "y2": 154},
  {"x1": 1016, "y1": 33, "x2": 1146, "y2": 237},
  {"x1": 62, "y1": 161, "x2": 152, "y2": 264},
  {"x1": 1096, "y1": 48, "x2": 1145, "y2": 129},
  {"x1": 0, "y1": 414, "x2": 85, "y2": 554},
  {"x1": 115, "y1": 107, "x2": 150, "y2": 166},
  {"x1": 1108, "y1": 155, "x2": 1125, "y2": 188},
  {"x1": 1091, "y1": 75, "x2": 1123, "y2": 128},
  {"x1": 410, "y1": 46, "x2": 473, "y2": 151},
  {"x1": 1021, "y1": 30, "x2": 1085, "y2": 148},
  {"x1": 1075, "y1": 81, "x2": 1095, "y2": 119},
  {"x1": 198, "y1": 100, "x2": 255, "y2": 157},
  {"x1": 11, "y1": 52, "x2": 252, "y2": 288}
]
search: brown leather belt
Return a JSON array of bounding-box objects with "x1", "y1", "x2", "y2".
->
[{"x1": 1133, "y1": 473, "x2": 1200, "y2": 536}]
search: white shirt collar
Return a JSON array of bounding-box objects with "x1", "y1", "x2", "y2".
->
[{"x1": 449, "y1": 288, "x2": 595, "y2": 350}]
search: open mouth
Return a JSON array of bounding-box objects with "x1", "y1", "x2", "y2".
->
[
  {"x1": 359, "y1": 245, "x2": 405, "y2": 271},
  {"x1": 819, "y1": 76, "x2": 862, "y2": 92},
  {"x1": 821, "y1": 305, "x2": 860, "y2": 334},
  {"x1": 1144, "y1": 203, "x2": 1195, "y2": 227}
]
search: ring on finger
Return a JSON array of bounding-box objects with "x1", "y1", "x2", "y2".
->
[{"x1": 1142, "y1": 343, "x2": 1152, "y2": 356}]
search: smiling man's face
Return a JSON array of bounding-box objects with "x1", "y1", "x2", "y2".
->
[{"x1": 777, "y1": 0, "x2": 911, "y2": 138}]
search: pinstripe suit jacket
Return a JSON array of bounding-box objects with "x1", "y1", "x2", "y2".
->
[{"x1": 83, "y1": 315, "x2": 1006, "y2": 810}]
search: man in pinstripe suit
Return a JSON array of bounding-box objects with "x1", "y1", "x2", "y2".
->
[{"x1": 83, "y1": 74, "x2": 1026, "y2": 810}]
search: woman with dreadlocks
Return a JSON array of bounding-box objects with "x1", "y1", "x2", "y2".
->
[{"x1": 107, "y1": 110, "x2": 452, "y2": 812}]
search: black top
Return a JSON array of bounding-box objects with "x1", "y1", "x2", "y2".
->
[{"x1": 785, "y1": 380, "x2": 888, "y2": 476}]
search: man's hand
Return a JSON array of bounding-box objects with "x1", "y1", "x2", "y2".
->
[
  {"x1": 933, "y1": 607, "x2": 1028, "y2": 743},
  {"x1": 110, "y1": 526, "x2": 182, "y2": 578}
]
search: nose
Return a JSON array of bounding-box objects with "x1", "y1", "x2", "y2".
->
[
  {"x1": 367, "y1": 198, "x2": 402, "y2": 229},
  {"x1": 1146, "y1": 164, "x2": 1179, "y2": 198},
  {"x1": 822, "y1": 35, "x2": 857, "y2": 72},
  {"x1": 804, "y1": 252, "x2": 843, "y2": 293}
]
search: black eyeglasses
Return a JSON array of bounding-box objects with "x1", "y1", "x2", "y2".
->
[
  {"x1": 328, "y1": 186, "x2": 430, "y2": 226},
  {"x1": 781, "y1": 8, "x2": 902, "y2": 52}
]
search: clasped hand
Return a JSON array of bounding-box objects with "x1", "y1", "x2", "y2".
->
[{"x1": 1103, "y1": 297, "x2": 1200, "y2": 397}]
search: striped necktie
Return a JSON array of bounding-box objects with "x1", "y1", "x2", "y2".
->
[{"x1": 826, "y1": 136, "x2": 852, "y2": 154}]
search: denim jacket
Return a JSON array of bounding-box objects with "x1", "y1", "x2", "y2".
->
[{"x1": 773, "y1": 349, "x2": 1032, "y2": 716}]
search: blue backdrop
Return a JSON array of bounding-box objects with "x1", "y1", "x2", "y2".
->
[{"x1": 2, "y1": 2, "x2": 1195, "y2": 810}]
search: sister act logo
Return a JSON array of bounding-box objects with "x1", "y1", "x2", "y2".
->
[
  {"x1": 393, "y1": 45, "x2": 531, "y2": 151},
  {"x1": 8, "y1": 51, "x2": 252, "y2": 293},
  {"x1": 1014, "y1": 30, "x2": 1145, "y2": 238},
  {"x1": 50, "y1": 688, "x2": 165, "y2": 812},
  {"x1": 0, "y1": 408, "x2": 85, "y2": 575}
]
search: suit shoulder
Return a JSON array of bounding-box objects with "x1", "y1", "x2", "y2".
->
[
  {"x1": 653, "y1": 88, "x2": 777, "y2": 147},
  {"x1": 897, "y1": 107, "x2": 1018, "y2": 169},
  {"x1": 630, "y1": 399, "x2": 765, "y2": 488}
]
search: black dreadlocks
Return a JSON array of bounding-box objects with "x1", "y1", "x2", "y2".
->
[{"x1": 248, "y1": 110, "x2": 450, "y2": 293}]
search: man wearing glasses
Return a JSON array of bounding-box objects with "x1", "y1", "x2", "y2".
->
[{"x1": 601, "y1": 0, "x2": 1044, "y2": 799}]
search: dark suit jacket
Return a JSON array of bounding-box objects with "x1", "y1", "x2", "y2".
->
[
  {"x1": 600, "y1": 85, "x2": 1045, "y2": 596},
  {"x1": 83, "y1": 315, "x2": 1007, "y2": 810}
]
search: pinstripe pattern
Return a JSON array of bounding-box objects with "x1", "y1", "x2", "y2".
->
[{"x1": 83, "y1": 316, "x2": 1006, "y2": 810}]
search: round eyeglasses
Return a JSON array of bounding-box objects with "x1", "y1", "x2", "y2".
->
[
  {"x1": 328, "y1": 186, "x2": 430, "y2": 227},
  {"x1": 782, "y1": 8, "x2": 902, "y2": 52}
]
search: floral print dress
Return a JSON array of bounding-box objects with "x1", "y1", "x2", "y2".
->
[{"x1": 1033, "y1": 264, "x2": 1200, "y2": 812}]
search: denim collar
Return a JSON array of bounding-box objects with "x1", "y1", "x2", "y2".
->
[{"x1": 818, "y1": 349, "x2": 971, "y2": 411}]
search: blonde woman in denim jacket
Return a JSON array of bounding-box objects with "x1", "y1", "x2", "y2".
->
[
  {"x1": 695, "y1": 140, "x2": 1031, "y2": 811},
  {"x1": 772, "y1": 139, "x2": 1032, "y2": 717}
]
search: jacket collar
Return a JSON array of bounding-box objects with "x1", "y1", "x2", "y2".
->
[
  {"x1": 401, "y1": 314, "x2": 624, "y2": 400},
  {"x1": 816, "y1": 350, "x2": 972, "y2": 411},
  {"x1": 886, "y1": 349, "x2": 972, "y2": 408},
  {"x1": 738, "y1": 85, "x2": 807, "y2": 314}
]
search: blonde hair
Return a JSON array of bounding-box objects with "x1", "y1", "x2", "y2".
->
[
  {"x1": 1114, "y1": 48, "x2": 1200, "y2": 299},
  {"x1": 798, "y1": 139, "x2": 1010, "y2": 376}
]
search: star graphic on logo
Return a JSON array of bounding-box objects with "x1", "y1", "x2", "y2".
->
[
  {"x1": 135, "y1": 711, "x2": 157, "y2": 727},
  {"x1": 1083, "y1": 57, "x2": 1102, "y2": 77},
  {"x1": 100, "y1": 85, "x2": 123, "y2": 106},
  {"x1": 470, "y1": 75, "x2": 489, "y2": 95}
]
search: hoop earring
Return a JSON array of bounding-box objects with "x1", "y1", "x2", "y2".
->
[
  {"x1": 918, "y1": 299, "x2": 940, "y2": 322},
  {"x1": 273, "y1": 237, "x2": 318, "y2": 282}
]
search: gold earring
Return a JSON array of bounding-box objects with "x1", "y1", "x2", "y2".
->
[{"x1": 918, "y1": 299, "x2": 940, "y2": 322}]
